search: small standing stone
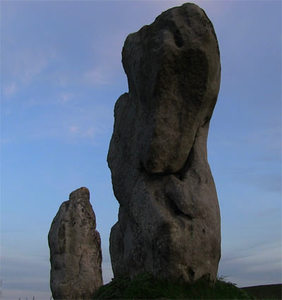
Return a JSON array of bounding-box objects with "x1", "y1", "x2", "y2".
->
[{"x1": 48, "y1": 187, "x2": 103, "y2": 300}]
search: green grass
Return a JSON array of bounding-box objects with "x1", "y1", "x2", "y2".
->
[{"x1": 94, "y1": 273, "x2": 254, "y2": 299}]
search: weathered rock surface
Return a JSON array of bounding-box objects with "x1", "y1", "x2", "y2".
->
[
  {"x1": 48, "y1": 187, "x2": 103, "y2": 300},
  {"x1": 108, "y1": 3, "x2": 221, "y2": 283}
]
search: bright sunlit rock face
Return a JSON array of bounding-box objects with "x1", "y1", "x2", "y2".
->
[{"x1": 108, "y1": 3, "x2": 221, "y2": 283}]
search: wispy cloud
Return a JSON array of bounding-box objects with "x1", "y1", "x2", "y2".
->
[
  {"x1": 82, "y1": 32, "x2": 126, "y2": 86},
  {"x1": 69, "y1": 125, "x2": 79, "y2": 134},
  {"x1": 68, "y1": 125, "x2": 99, "y2": 140},
  {"x1": 21, "y1": 51, "x2": 55, "y2": 84},
  {"x1": 250, "y1": 173, "x2": 281, "y2": 193},
  {"x1": 220, "y1": 241, "x2": 282, "y2": 287},
  {"x1": 2, "y1": 40, "x2": 57, "y2": 100},
  {"x1": 2, "y1": 289, "x2": 51, "y2": 300},
  {"x1": 83, "y1": 127, "x2": 97, "y2": 139},
  {"x1": 244, "y1": 127, "x2": 281, "y2": 159},
  {"x1": 58, "y1": 92, "x2": 74, "y2": 103},
  {"x1": 84, "y1": 68, "x2": 109, "y2": 85},
  {"x1": 1, "y1": 255, "x2": 50, "y2": 299},
  {"x1": 2, "y1": 82, "x2": 17, "y2": 98},
  {"x1": 153, "y1": 0, "x2": 231, "y2": 23},
  {"x1": 102, "y1": 260, "x2": 114, "y2": 284},
  {"x1": 224, "y1": 166, "x2": 281, "y2": 194},
  {"x1": 4, "y1": 47, "x2": 56, "y2": 85},
  {"x1": 2, "y1": 103, "x2": 111, "y2": 145}
]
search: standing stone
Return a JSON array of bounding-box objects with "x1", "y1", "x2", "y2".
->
[
  {"x1": 108, "y1": 3, "x2": 221, "y2": 283},
  {"x1": 48, "y1": 187, "x2": 103, "y2": 300}
]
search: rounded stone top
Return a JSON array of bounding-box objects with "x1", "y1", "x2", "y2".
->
[
  {"x1": 69, "y1": 187, "x2": 90, "y2": 201},
  {"x1": 119, "y1": 1, "x2": 220, "y2": 174}
]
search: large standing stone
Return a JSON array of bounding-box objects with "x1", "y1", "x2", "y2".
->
[
  {"x1": 108, "y1": 3, "x2": 221, "y2": 283},
  {"x1": 48, "y1": 187, "x2": 103, "y2": 300}
]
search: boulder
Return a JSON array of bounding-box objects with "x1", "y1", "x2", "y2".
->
[
  {"x1": 108, "y1": 3, "x2": 221, "y2": 283},
  {"x1": 48, "y1": 187, "x2": 103, "y2": 299}
]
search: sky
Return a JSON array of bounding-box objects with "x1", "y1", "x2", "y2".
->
[{"x1": 0, "y1": 0, "x2": 281, "y2": 299}]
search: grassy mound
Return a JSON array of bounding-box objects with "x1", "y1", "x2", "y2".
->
[
  {"x1": 94, "y1": 273, "x2": 254, "y2": 299},
  {"x1": 242, "y1": 284, "x2": 282, "y2": 300}
]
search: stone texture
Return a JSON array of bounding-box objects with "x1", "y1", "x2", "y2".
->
[
  {"x1": 48, "y1": 187, "x2": 103, "y2": 300},
  {"x1": 108, "y1": 3, "x2": 221, "y2": 283}
]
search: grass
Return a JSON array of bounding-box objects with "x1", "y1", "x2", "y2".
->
[
  {"x1": 94, "y1": 273, "x2": 254, "y2": 299},
  {"x1": 241, "y1": 284, "x2": 282, "y2": 300}
]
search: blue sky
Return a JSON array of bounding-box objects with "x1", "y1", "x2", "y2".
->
[{"x1": 1, "y1": 0, "x2": 281, "y2": 299}]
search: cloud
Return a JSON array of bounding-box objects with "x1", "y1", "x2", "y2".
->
[
  {"x1": 256, "y1": 207, "x2": 281, "y2": 219},
  {"x1": 225, "y1": 166, "x2": 281, "y2": 194},
  {"x1": 250, "y1": 173, "x2": 281, "y2": 193},
  {"x1": 83, "y1": 127, "x2": 96, "y2": 139},
  {"x1": 21, "y1": 51, "x2": 53, "y2": 84},
  {"x1": 4, "y1": 47, "x2": 56, "y2": 85},
  {"x1": 101, "y1": 246, "x2": 114, "y2": 284},
  {"x1": 210, "y1": 122, "x2": 281, "y2": 194},
  {"x1": 2, "y1": 89, "x2": 112, "y2": 144},
  {"x1": 58, "y1": 92, "x2": 74, "y2": 103},
  {"x1": 68, "y1": 125, "x2": 99, "y2": 140},
  {"x1": 219, "y1": 241, "x2": 282, "y2": 287},
  {"x1": 244, "y1": 127, "x2": 281, "y2": 159},
  {"x1": 84, "y1": 68, "x2": 109, "y2": 85},
  {"x1": 2, "y1": 41, "x2": 57, "y2": 100},
  {"x1": 69, "y1": 125, "x2": 79, "y2": 134},
  {"x1": 82, "y1": 32, "x2": 126, "y2": 86},
  {"x1": 1, "y1": 252, "x2": 113, "y2": 299},
  {"x1": 153, "y1": 0, "x2": 230, "y2": 21},
  {"x1": 102, "y1": 261, "x2": 114, "y2": 284},
  {"x1": 3, "y1": 82, "x2": 17, "y2": 97},
  {"x1": 1, "y1": 255, "x2": 50, "y2": 299},
  {"x1": 1, "y1": 289, "x2": 51, "y2": 300}
]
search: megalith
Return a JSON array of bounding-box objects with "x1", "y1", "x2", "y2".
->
[
  {"x1": 108, "y1": 3, "x2": 221, "y2": 283},
  {"x1": 48, "y1": 187, "x2": 103, "y2": 299}
]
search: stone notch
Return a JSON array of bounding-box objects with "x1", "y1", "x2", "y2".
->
[
  {"x1": 48, "y1": 187, "x2": 103, "y2": 300},
  {"x1": 108, "y1": 3, "x2": 221, "y2": 283}
]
